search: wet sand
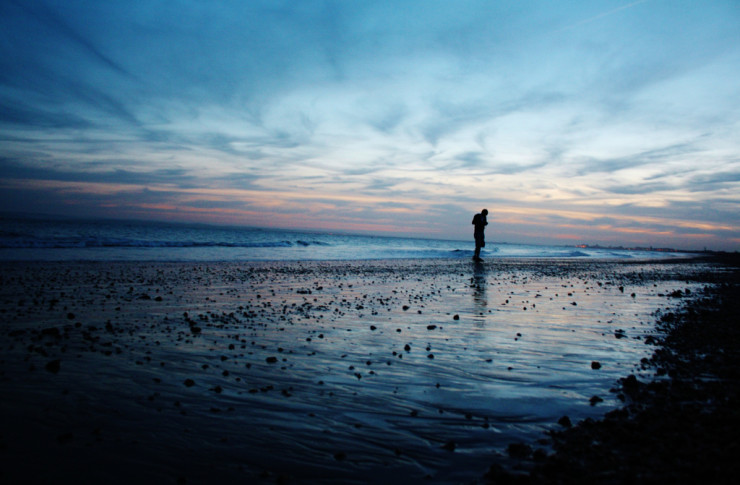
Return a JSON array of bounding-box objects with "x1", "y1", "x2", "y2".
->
[
  {"x1": 486, "y1": 255, "x2": 740, "y2": 484},
  {"x1": 0, "y1": 258, "x2": 722, "y2": 484}
]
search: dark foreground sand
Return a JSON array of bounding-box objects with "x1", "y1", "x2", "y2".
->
[{"x1": 0, "y1": 257, "x2": 735, "y2": 484}]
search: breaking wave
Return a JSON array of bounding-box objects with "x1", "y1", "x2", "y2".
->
[{"x1": 0, "y1": 236, "x2": 331, "y2": 249}]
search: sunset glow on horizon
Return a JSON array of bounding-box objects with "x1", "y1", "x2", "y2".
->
[{"x1": 1, "y1": 1, "x2": 739, "y2": 251}]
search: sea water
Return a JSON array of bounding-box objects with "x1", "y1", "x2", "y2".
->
[{"x1": 0, "y1": 216, "x2": 694, "y2": 261}]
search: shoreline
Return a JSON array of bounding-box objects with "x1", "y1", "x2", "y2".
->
[
  {"x1": 0, "y1": 257, "x2": 734, "y2": 483},
  {"x1": 486, "y1": 254, "x2": 740, "y2": 483}
]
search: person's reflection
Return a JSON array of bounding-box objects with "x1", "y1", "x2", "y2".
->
[{"x1": 472, "y1": 260, "x2": 488, "y2": 322}]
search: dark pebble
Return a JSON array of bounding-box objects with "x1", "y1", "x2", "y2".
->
[
  {"x1": 558, "y1": 416, "x2": 572, "y2": 427},
  {"x1": 45, "y1": 359, "x2": 61, "y2": 374},
  {"x1": 507, "y1": 442, "x2": 533, "y2": 459},
  {"x1": 442, "y1": 440, "x2": 456, "y2": 452}
]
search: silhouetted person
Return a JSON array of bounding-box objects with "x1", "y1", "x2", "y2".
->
[{"x1": 472, "y1": 208, "x2": 488, "y2": 261}]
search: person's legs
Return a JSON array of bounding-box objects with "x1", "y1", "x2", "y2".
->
[{"x1": 474, "y1": 230, "x2": 485, "y2": 260}]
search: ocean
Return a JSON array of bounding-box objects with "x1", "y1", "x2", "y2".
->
[{"x1": 0, "y1": 216, "x2": 693, "y2": 262}]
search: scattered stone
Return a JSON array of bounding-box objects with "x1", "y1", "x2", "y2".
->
[
  {"x1": 557, "y1": 415, "x2": 572, "y2": 427},
  {"x1": 41, "y1": 327, "x2": 61, "y2": 338},
  {"x1": 507, "y1": 442, "x2": 533, "y2": 459},
  {"x1": 45, "y1": 359, "x2": 61, "y2": 374}
]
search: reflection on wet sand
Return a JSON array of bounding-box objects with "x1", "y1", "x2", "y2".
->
[
  {"x1": 472, "y1": 261, "x2": 488, "y2": 323},
  {"x1": 0, "y1": 259, "x2": 712, "y2": 484}
]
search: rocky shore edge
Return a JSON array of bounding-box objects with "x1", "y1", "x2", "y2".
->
[{"x1": 486, "y1": 254, "x2": 740, "y2": 484}]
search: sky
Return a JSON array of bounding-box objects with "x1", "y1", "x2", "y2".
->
[{"x1": 1, "y1": 0, "x2": 739, "y2": 251}]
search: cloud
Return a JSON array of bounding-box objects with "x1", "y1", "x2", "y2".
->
[
  {"x1": 0, "y1": 98, "x2": 92, "y2": 129},
  {"x1": 0, "y1": 1, "x2": 739, "y2": 250}
]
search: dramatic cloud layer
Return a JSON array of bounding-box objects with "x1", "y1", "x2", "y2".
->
[{"x1": 1, "y1": 0, "x2": 739, "y2": 250}]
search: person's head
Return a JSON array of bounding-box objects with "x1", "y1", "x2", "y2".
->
[{"x1": 482, "y1": 209, "x2": 488, "y2": 216}]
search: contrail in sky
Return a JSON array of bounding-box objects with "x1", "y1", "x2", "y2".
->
[{"x1": 556, "y1": 0, "x2": 650, "y2": 32}]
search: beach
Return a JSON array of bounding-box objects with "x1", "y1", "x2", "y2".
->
[
  {"x1": 0, "y1": 258, "x2": 731, "y2": 484},
  {"x1": 486, "y1": 254, "x2": 740, "y2": 484}
]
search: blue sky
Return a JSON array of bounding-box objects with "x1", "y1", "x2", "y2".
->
[{"x1": 1, "y1": 0, "x2": 739, "y2": 250}]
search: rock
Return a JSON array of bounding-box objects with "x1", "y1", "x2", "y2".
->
[
  {"x1": 266, "y1": 356, "x2": 278, "y2": 363},
  {"x1": 453, "y1": 314, "x2": 460, "y2": 320},
  {"x1": 45, "y1": 359, "x2": 61, "y2": 374},
  {"x1": 427, "y1": 325, "x2": 437, "y2": 330},
  {"x1": 620, "y1": 374, "x2": 640, "y2": 394},
  {"x1": 442, "y1": 440, "x2": 456, "y2": 452},
  {"x1": 558, "y1": 415, "x2": 572, "y2": 427},
  {"x1": 183, "y1": 379, "x2": 195, "y2": 387},
  {"x1": 591, "y1": 361, "x2": 602, "y2": 370},
  {"x1": 507, "y1": 442, "x2": 533, "y2": 459},
  {"x1": 589, "y1": 395, "x2": 604, "y2": 405},
  {"x1": 41, "y1": 327, "x2": 61, "y2": 338}
]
